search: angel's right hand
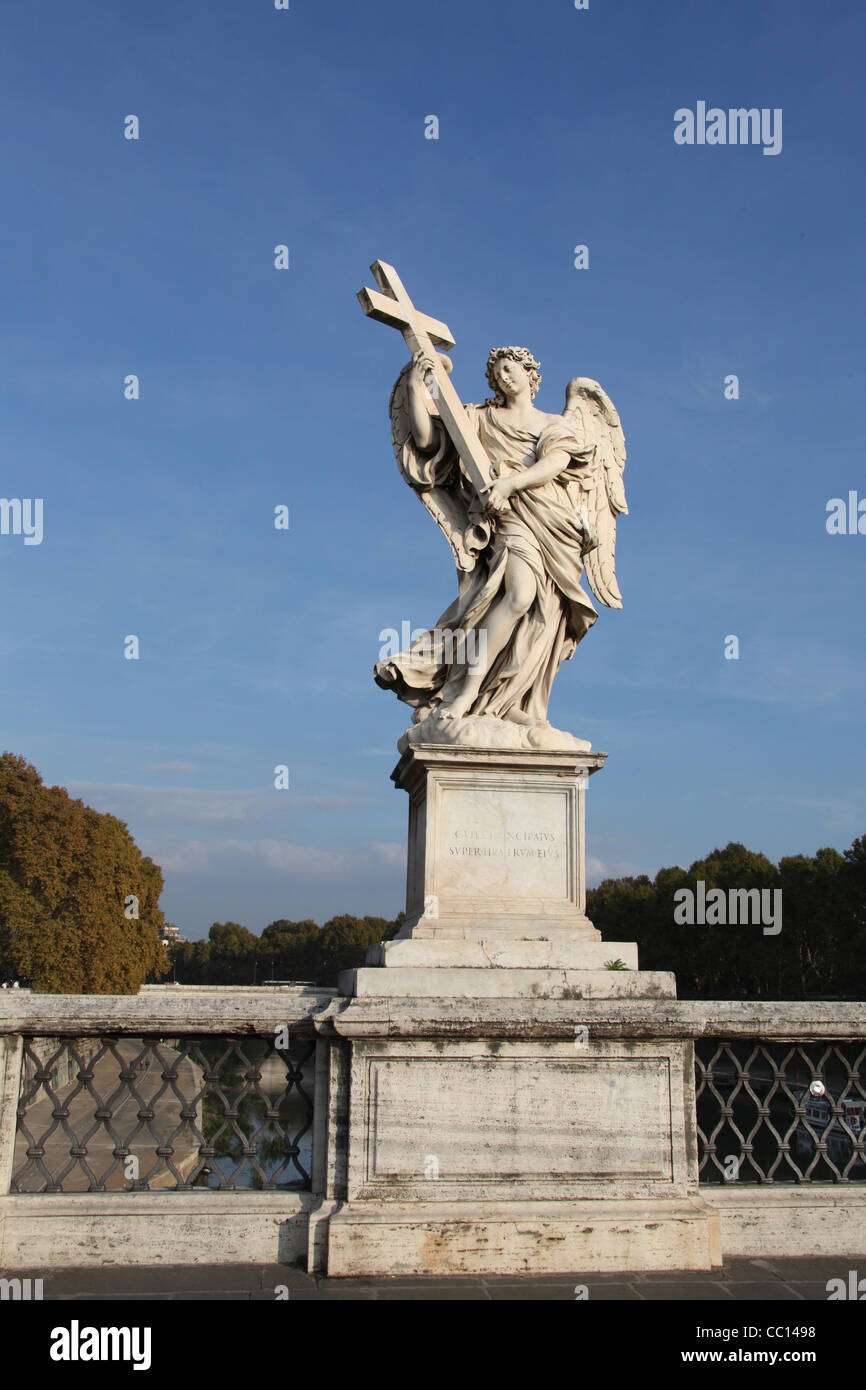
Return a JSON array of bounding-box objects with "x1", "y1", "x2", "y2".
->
[{"x1": 412, "y1": 349, "x2": 437, "y2": 378}]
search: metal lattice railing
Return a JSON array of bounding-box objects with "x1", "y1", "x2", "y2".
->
[
  {"x1": 696, "y1": 1039, "x2": 866, "y2": 1184},
  {"x1": 11, "y1": 1034, "x2": 316, "y2": 1193}
]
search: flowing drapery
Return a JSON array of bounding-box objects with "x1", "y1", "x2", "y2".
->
[{"x1": 375, "y1": 404, "x2": 599, "y2": 722}]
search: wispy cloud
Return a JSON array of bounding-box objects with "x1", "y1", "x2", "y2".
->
[
  {"x1": 755, "y1": 793, "x2": 864, "y2": 834},
  {"x1": 144, "y1": 837, "x2": 405, "y2": 879},
  {"x1": 141, "y1": 761, "x2": 200, "y2": 775},
  {"x1": 66, "y1": 782, "x2": 378, "y2": 829},
  {"x1": 588, "y1": 855, "x2": 648, "y2": 885}
]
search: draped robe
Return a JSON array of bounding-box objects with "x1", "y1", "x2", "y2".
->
[{"x1": 375, "y1": 403, "x2": 599, "y2": 723}]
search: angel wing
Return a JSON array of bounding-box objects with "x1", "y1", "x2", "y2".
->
[
  {"x1": 389, "y1": 360, "x2": 490, "y2": 575},
  {"x1": 562, "y1": 377, "x2": 628, "y2": 609}
]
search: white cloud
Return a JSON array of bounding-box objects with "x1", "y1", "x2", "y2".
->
[
  {"x1": 65, "y1": 782, "x2": 377, "y2": 828},
  {"x1": 587, "y1": 854, "x2": 649, "y2": 885},
  {"x1": 367, "y1": 841, "x2": 406, "y2": 868},
  {"x1": 141, "y1": 761, "x2": 200, "y2": 775},
  {"x1": 755, "y1": 793, "x2": 863, "y2": 833},
  {"x1": 145, "y1": 837, "x2": 405, "y2": 879}
]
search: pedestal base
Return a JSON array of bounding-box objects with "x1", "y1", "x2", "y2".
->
[
  {"x1": 367, "y1": 937, "x2": 638, "y2": 969},
  {"x1": 325, "y1": 735, "x2": 697, "y2": 1273},
  {"x1": 326, "y1": 1197, "x2": 721, "y2": 1276},
  {"x1": 353, "y1": 937, "x2": 675, "y2": 997},
  {"x1": 340, "y1": 966, "x2": 676, "y2": 999},
  {"x1": 319, "y1": 1012, "x2": 715, "y2": 1275},
  {"x1": 346, "y1": 739, "x2": 676, "y2": 1000},
  {"x1": 393, "y1": 742, "x2": 606, "y2": 940}
]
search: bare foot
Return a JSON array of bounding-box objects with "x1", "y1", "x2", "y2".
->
[
  {"x1": 503, "y1": 709, "x2": 548, "y2": 728},
  {"x1": 438, "y1": 693, "x2": 475, "y2": 720}
]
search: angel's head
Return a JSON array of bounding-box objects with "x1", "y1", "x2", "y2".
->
[{"x1": 484, "y1": 346, "x2": 541, "y2": 406}]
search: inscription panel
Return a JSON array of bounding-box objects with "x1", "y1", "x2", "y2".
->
[
  {"x1": 366, "y1": 1053, "x2": 673, "y2": 1183},
  {"x1": 437, "y1": 785, "x2": 569, "y2": 900}
]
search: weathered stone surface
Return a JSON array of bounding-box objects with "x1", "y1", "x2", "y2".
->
[
  {"x1": 340, "y1": 966, "x2": 676, "y2": 1000},
  {"x1": 391, "y1": 742, "x2": 606, "y2": 942},
  {"x1": 343, "y1": 1039, "x2": 697, "y2": 1200},
  {"x1": 1, "y1": 994, "x2": 864, "y2": 1272},
  {"x1": 0, "y1": 1033, "x2": 23, "y2": 1264},
  {"x1": 706, "y1": 1187, "x2": 866, "y2": 1259},
  {"x1": 0, "y1": 1192, "x2": 312, "y2": 1269},
  {"x1": 398, "y1": 711, "x2": 592, "y2": 753},
  {"x1": 3, "y1": 993, "x2": 859, "y2": 1040},
  {"x1": 343, "y1": 1035, "x2": 697, "y2": 1203},
  {"x1": 0, "y1": 988, "x2": 335, "y2": 1035},
  {"x1": 366, "y1": 937, "x2": 639, "y2": 970},
  {"x1": 326, "y1": 1198, "x2": 721, "y2": 1277},
  {"x1": 322, "y1": 997, "x2": 866, "y2": 1041},
  {"x1": 0, "y1": 1036, "x2": 22, "y2": 1193}
]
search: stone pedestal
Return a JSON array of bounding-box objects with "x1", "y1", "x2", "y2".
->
[
  {"x1": 321, "y1": 999, "x2": 721, "y2": 1276},
  {"x1": 325, "y1": 738, "x2": 715, "y2": 1275},
  {"x1": 339, "y1": 742, "x2": 675, "y2": 1000},
  {"x1": 393, "y1": 742, "x2": 605, "y2": 940}
]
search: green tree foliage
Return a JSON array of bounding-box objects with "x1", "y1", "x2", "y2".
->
[
  {"x1": 203, "y1": 921, "x2": 259, "y2": 984},
  {"x1": 316, "y1": 914, "x2": 398, "y2": 981},
  {"x1": 169, "y1": 912, "x2": 403, "y2": 986},
  {"x1": 0, "y1": 752, "x2": 169, "y2": 993},
  {"x1": 259, "y1": 919, "x2": 320, "y2": 981},
  {"x1": 170, "y1": 937, "x2": 211, "y2": 984},
  {"x1": 587, "y1": 838, "x2": 866, "y2": 999}
]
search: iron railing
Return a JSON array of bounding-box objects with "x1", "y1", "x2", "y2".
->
[
  {"x1": 696, "y1": 1039, "x2": 866, "y2": 1184},
  {"x1": 11, "y1": 1029, "x2": 866, "y2": 1192},
  {"x1": 11, "y1": 1033, "x2": 316, "y2": 1193}
]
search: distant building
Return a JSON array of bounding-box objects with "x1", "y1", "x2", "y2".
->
[{"x1": 159, "y1": 924, "x2": 185, "y2": 945}]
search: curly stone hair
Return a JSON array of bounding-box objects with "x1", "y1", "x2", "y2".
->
[{"x1": 483, "y1": 346, "x2": 542, "y2": 406}]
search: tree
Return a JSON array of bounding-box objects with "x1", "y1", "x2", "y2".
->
[
  {"x1": 0, "y1": 752, "x2": 169, "y2": 993},
  {"x1": 679, "y1": 843, "x2": 780, "y2": 998},
  {"x1": 258, "y1": 919, "x2": 320, "y2": 981},
  {"x1": 838, "y1": 838, "x2": 866, "y2": 995},
  {"x1": 315, "y1": 914, "x2": 399, "y2": 983},
  {"x1": 205, "y1": 921, "x2": 259, "y2": 984},
  {"x1": 588, "y1": 838, "x2": 866, "y2": 1000},
  {"x1": 170, "y1": 937, "x2": 211, "y2": 984}
]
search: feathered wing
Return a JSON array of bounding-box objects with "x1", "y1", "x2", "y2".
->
[
  {"x1": 388, "y1": 361, "x2": 489, "y2": 575},
  {"x1": 562, "y1": 377, "x2": 628, "y2": 608}
]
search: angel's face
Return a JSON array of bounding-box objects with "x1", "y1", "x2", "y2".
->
[{"x1": 494, "y1": 357, "x2": 531, "y2": 402}]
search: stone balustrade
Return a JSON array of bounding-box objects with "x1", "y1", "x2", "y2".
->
[{"x1": 0, "y1": 989, "x2": 863, "y2": 1274}]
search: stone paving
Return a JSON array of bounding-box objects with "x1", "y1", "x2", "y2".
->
[{"x1": 5, "y1": 1255, "x2": 861, "y2": 1300}]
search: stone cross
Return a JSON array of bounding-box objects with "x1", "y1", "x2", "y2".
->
[{"x1": 357, "y1": 260, "x2": 494, "y2": 500}]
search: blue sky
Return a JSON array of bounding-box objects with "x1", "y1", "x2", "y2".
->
[{"x1": 2, "y1": 0, "x2": 864, "y2": 938}]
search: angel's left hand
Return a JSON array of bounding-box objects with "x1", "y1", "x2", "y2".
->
[{"x1": 484, "y1": 478, "x2": 513, "y2": 514}]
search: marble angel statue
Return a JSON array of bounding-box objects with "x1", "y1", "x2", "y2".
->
[{"x1": 374, "y1": 343, "x2": 628, "y2": 749}]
